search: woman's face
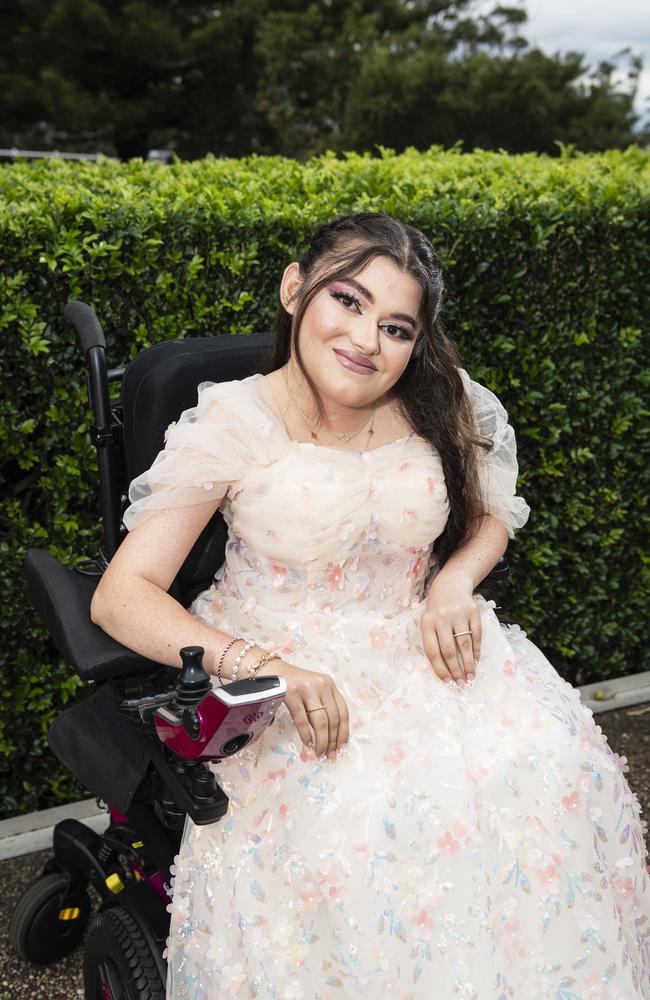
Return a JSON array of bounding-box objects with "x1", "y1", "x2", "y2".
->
[{"x1": 282, "y1": 254, "x2": 422, "y2": 410}]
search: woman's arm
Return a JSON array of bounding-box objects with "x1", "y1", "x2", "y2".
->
[
  {"x1": 90, "y1": 498, "x2": 242, "y2": 677},
  {"x1": 421, "y1": 514, "x2": 508, "y2": 687},
  {"x1": 436, "y1": 514, "x2": 509, "y2": 592},
  {"x1": 90, "y1": 500, "x2": 350, "y2": 759}
]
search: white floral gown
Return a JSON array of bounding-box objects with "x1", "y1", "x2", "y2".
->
[{"x1": 123, "y1": 372, "x2": 650, "y2": 1000}]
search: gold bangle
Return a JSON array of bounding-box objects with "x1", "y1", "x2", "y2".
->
[{"x1": 247, "y1": 651, "x2": 281, "y2": 679}]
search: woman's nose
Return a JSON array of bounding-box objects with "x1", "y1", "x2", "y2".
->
[{"x1": 351, "y1": 315, "x2": 380, "y2": 355}]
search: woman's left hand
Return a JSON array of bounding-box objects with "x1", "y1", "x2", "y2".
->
[{"x1": 420, "y1": 571, "x2": 482, "y2": 686}]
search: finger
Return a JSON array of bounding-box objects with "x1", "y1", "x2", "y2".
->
[
  {"x1": 469, "y1": 606, "x2": 482, "y2": 668},
  {"x1": 422, "y1": 626, "x2": 455, "y2": 684},
  {"x1": 306, "y1": 704, "x2": 330, "y2": 757},
  {"x1": 438, "y1": 626, "x2": 466, "y2": 684},
  {"x1": 452, "y1": 626, "x2": 474, "y2": 681},
  {"x1": 320, "y1": 688, "x2": 341, "y2": 759},
  {"x1": 331, "y1": 687, "x2": 350, "y2": 749},
  {"x1": 285, "y1": 692, "x2": 315, "y2": 749}
]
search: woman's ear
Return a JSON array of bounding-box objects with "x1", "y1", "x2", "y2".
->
[{"x1": 280, "y1": 262, "x2": 302, "y2": 315}]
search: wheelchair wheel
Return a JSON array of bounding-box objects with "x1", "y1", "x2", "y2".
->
[
  {"x1": 9, "y1": 871, "x2": 91, "y2": 964},
  {"x1": 83, "y1": 905, "x2": 165, "y2": 1000}
]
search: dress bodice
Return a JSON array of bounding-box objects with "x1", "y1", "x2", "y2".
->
[
  {"x1": 123, "y1": 369, "x2": 530, "y2": 620},
  {"x1": 217, "y1": 432, "x2": 449, "y2": 619}
]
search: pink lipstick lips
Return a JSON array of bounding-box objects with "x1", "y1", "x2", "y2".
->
[{"x1": 333, "y1": 349, "x2": 377, "y2": 375}]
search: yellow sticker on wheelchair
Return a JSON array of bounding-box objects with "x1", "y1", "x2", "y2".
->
[
  {"x1": 58, "y1": 907, "x2": 80, "y2": 920},
  {"x1": 105, "y1": 873, "x2": 125, "y2": 894},
  {"x1": 131, "y1": 841, "x2": 144, "y2": 849}
]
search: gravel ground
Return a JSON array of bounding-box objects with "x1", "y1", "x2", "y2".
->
[{"x1": 1, "y1": 703, "x2": 649, "y2": 1000}]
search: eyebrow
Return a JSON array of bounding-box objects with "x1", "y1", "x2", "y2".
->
[{"x1": 339, "y1": 277, "x2": 418, "y2": 330}]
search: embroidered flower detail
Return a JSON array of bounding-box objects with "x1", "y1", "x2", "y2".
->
[
  {"x1": 326, "y1": 565, "x2": 344, "y2": 590},
  {"x1": 426, "y1": 477, "x2": 437, "y2": 494},
  {"x1": 299, "y1": 886, "x2": 323, "y2": 914},
  {"x1": 369, "y1": 625, "x2": 391, "y2": 648},
  {"x1": 613, "y1": 876, "x2": 634, "y2": 897},
  {"x1": 278, "y1": 802, "x2": 293, "y2": 829},
  {"x1": 400, "y1": 509, "x2": 417, "y2": 525},
  {"x1": 437, "y1": 831, "x2": 461, "y2": 854},
  {"x1": 503, "y1": 659, "x2": 517, "y2": 677},
  {"x1": 399, "y1": 462, "x2": 412, "y2": 472},
  {"x1": 536, "y1": 864, "x2": 560, "y2": 893},
  {"x1": 269, "y1": 912, "x2": 295, "y2": 947},
  {"x1": 408, "y1": 556, "x2": 427, "y2": 577},
  {"x1": 193, "y1": 475, "x2": 214, "y2": 489},
  {"x1": 412, "y1": 908, "x2": 435, "y2": 936},
  {"x1": 383, "y1": 742, "x2": 405, "y2": 765},
  {"x1": 562, "y1": 791, "x2": 581, "y2": 811}
]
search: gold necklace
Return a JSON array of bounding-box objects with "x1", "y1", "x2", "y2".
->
[{"x1": 284, "y1": 370, "x2": 376, "y2": 443}]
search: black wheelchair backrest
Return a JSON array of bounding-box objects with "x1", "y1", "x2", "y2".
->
[
  {"x1": 120, "y1": 331, "x2": 274, "y2": 606},
  {"x1": 121, "y1": 332, "x2": 274, "y2": 485}
]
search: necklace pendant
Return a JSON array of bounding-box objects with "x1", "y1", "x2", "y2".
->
[
  {"x1": 367, "y1": 427, "x2": 375, "y2": 436},
  {"x1": 310, "y1": 430, "x2": 318, "y2": 440},
  {"x1": 338, "y1": 433, "x2": 352, "y2": 442}
]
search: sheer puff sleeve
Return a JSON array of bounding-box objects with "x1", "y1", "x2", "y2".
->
[
  {"x1": 122, "y1": 377, "x2": 275, "y2": 532},
  {"x1": 459, "y1": 368, "x2": 530, "y2": 539}
]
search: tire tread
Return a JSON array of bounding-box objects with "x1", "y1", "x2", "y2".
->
[{"x1": 84, "y1": 905, "x2": 165, "y2": 1000}]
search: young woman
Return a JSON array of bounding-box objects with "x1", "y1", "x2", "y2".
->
[{"x1": 92, "y1": 212, "x2": 650, "y2": 998}]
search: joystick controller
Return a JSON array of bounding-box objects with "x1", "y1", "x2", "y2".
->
[{"x1": 175, "y1": 646, "x2": 212, "y2": 707}]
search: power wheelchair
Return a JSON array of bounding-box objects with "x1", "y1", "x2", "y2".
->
[{"x1": 9, "y1": 302, "x2": 508, "y2": 999}]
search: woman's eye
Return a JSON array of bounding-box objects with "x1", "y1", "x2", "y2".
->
[
  {"x1": 331, "y1": 290, "x2": 361, "y2": 311},
  {"x1": 382, "y1": 324, "x2": 413, "y2": 341},
  {"x1": 330, "y1": 290, "x2": 413, "y2": 340}
]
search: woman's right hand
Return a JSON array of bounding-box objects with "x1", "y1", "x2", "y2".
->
[{"x1": 258, "y1": 659, "x2": 349, "y2": 761}]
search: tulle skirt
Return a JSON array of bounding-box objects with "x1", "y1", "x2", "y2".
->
[{"x1": 165, "y1": 594, "x2": 650, "y2": 999}]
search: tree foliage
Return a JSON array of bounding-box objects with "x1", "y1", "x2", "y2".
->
[{"x1": 0, "y1": 0, "x2": 645, "y2": 158}]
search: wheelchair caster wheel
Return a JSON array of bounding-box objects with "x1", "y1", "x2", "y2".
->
[
  {"x1": 9, "y1": 871, "x2": 91, "y2": 964},
  {"x1": 84, "y1": 906, "x2": 165, "y2": 1000}
]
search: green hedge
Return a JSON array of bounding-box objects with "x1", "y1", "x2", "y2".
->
[{"x1": 1, "y1": 147, "x2": 648, "y2": 818}]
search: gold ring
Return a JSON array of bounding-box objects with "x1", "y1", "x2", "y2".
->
[
  {"x1": 452, "y1": 630, "x2": 472, "y2": 637},
  {"x1": 306, "y1": 706, "x2": 326, "y2": 714}
]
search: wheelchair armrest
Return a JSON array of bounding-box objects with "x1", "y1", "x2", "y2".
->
[{"x1": 24, "y1": 548, "x2": 161, "y2": 682}]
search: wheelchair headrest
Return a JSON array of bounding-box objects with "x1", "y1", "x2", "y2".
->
[{"x1": 121, "y1": 331, "x2": 274, "y2": 483}]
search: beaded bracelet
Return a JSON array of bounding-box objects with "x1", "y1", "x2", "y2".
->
[
  {"x1": 247, "y1": 651, "x2": 281, "y2": 680},
  {"x1": 216, "y1": 636, "x2": 241, "y2": 687},
  {"x1": 231, "y1": 640, "x2": 258, "y2": 682}
]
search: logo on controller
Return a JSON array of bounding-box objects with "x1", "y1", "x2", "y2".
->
[{"x1": 243, "y1": 710, "x2": 265, "y2": 725}]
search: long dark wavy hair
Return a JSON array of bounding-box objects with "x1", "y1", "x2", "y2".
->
[{"x1": 263, "y1": 211, "x2": 492, "y2": 566}]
